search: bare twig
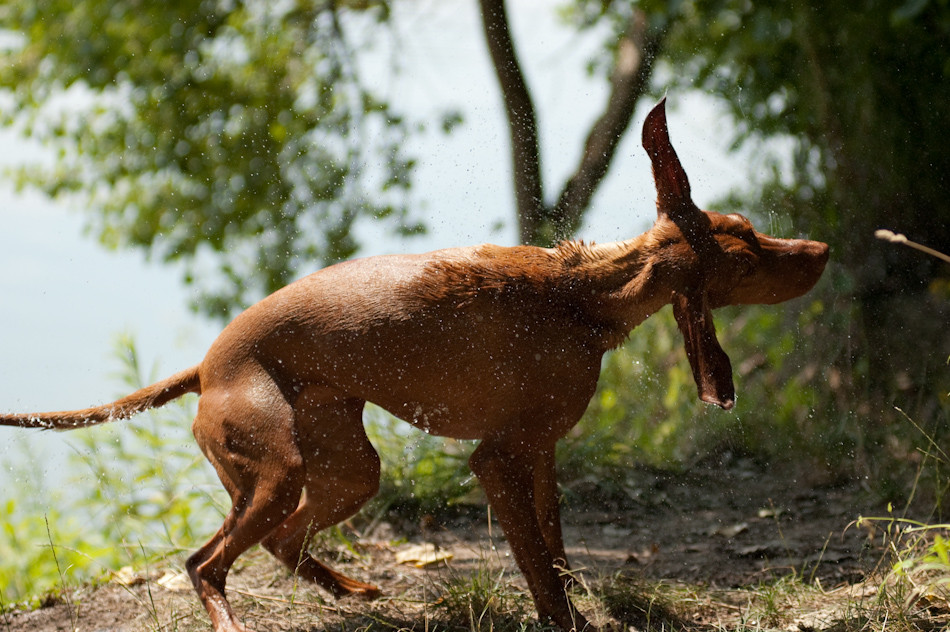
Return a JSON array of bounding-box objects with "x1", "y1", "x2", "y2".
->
[{"x1": 875, "y1": 229, "x2": 950, "y2": 264}]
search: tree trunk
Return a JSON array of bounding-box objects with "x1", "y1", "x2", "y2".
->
[{"x1": 478, "y1": 0, "x2": 663, "y2": 246}]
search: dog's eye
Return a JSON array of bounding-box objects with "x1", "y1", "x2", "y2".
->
[{"x1": 736, "y1": 257, "x2": 755, "y2": 277}]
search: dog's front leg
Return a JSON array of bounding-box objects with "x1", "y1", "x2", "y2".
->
[{"x1": 470, "y1": 439, "x2": 590, "y2": 632}]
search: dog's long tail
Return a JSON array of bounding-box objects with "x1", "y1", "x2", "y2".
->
[{"x1": 0, "y1": 365, "x2": 202, "y2": 431}]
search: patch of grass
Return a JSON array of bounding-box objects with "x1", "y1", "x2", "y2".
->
[
  {"x1": 845, "y1": 411, "x2": 950, "y2": 629},
  {"x1": 738, "y1": 574, "x2": 823, "y2": 630},
  {"x1": 364, "y1": 404, "x2": 478, "y2": 521},
  {"x1": 435, "y1": 561, "x2": 532, "y2": 631},
  {"x1": 849, "y1": 513, "x2": 950, "y2": 630},
  {"x1": 593, "y1": 572, "x2": 689, "y2": 631}
]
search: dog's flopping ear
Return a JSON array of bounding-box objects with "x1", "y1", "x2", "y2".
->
[
  {"x1": 643, "y1": 97, "x2": 735, "y2": 409},
  {"x1": 672, "y1": 291, "x2": 735, "y2": 410},
  {"x1": 642, "y1": 97, "x2": 696, "y2": 221}
]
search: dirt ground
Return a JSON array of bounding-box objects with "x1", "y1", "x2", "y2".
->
[{"x1": 0, "y1": 456, "x2": 903, "y2": 632}]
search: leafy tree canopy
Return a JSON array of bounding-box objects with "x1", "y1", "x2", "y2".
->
[
  {"x1": 574, "y1": 0, "x2": 950, "y2": 277},
  {"x1": 667, "y1": 0, "x2": 950, "y2": 289},
  {"x1": 1, "y1": 0, "x2": 671, "y2": 318},
  {"x1": 0, "y1": 0, "x2": 421, "y2": 316}
]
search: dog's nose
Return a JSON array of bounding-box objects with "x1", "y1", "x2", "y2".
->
[{"x1": 808, "y1": 240, "x2": 830, "y2": 264}]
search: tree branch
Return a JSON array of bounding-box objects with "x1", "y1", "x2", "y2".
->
[
  {"x1": 478, "y1": 0, "x2": 545, "y2": 244},
  {"x1": 551, "y1": 10, "x2": 663, "y2": 239}
]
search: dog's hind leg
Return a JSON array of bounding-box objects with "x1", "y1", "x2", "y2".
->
[
  {"x1": 260, "y1": 387, "x2": 382, "y2": 599},
  {"x1": 186, "y1": 379, "x2": 306, "y2": 632}
]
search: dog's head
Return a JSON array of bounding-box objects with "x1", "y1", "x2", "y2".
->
[{"x1": 641, "y1": 98, "x2": 829, "y2": 410}]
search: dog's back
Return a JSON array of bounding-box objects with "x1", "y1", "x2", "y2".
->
[{"x1": 200, "y1": 242, "x2": 608, "y2": 440}]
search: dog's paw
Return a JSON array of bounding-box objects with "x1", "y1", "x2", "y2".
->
[{"x1": 335, "y1": 579, "x2": 382, "y2": 601}]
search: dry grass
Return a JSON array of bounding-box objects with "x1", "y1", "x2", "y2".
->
[{"x1": 3, "y1": 522, "x2": 948, "y2": 632}]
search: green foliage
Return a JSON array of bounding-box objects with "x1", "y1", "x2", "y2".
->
[
  {"x1": 67, "y1": 335, "x2": 223, "y2": 548},
  {"x1": 436, "y1": 561, "x2": 531, "y2": 631},
  {"x1": 0, "y1": 0, "x2": 422, "y2": 318},
  {"x1": 569, "y1": 282, "x2": 947, "y2": 504},
  {"x1": 889, "y1": 525, "x2": 950, "y2": 591},
  {"x1": 560, "y1": 308, "x2": 721, "y2": 478},
  {"x1": 682, "y1": 1, "x2": 950, "y2": 408},
  {"x1": 0, "y1": 336, "x2": 221, "y2": 606},
  {"x1": 0, "y1": 477, "x2": 105, "y2": 608},
  {"x1": 855, "y1": 504, "x2": 950, "y2": 628},
  {"x1": 364, "y1": 405, "x2": 478, "y2": 519},
  {"x1": 559, "y1": 294, "x2": 859, "y2": 486}
]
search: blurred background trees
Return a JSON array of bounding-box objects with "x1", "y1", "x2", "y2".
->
[
  {"x1": 0, "y1": 0, "x2": 947, "y2": 484},
  {"x1": 650, "y1": 0, "x2": 950, "y2": 425},
  {"x1": 0, "y1": 0, "x2": 423, "y2": 315}
]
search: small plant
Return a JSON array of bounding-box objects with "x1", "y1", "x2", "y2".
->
[
  {"x1": 435, "y1": 561, "x2": 531, "y2": 631},
  {"x1": 364, "y1": 404, "x2": 478, "y2": 521},
  {"x1": 852, "y1": 511, "x2": 950, "y2": 629},
  {"x1": 44, "y1": 517, "x2": 77, "y2": 631},
  {"x1": 889, "y1": 524, "x2": 950, "y2": 601},
  {"x1": 594, "y1": 572, "x2": 687, "y2": 631}
]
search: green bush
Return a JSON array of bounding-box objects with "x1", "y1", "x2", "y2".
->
[{"x1": 0, "y1": 335, "x2": 221, "y2": 606}]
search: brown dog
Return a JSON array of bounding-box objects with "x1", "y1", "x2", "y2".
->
[{"x1": 0, "y1": 98, "x2": 828, "y2": 632}]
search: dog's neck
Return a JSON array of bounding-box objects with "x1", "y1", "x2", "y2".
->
[{"x1": 555, "y1": 227, "x2": 677, "y2": 351}]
